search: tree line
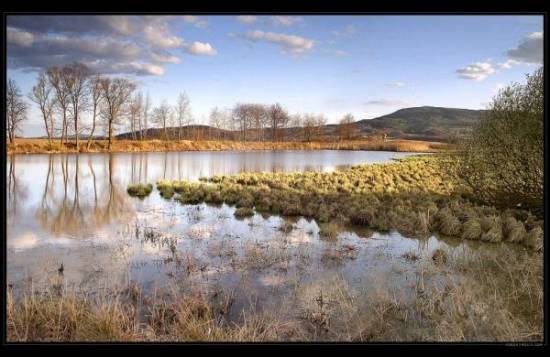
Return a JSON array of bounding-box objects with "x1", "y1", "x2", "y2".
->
[{"x1": 7, "y1": 62, "x2": 360, "y2": 146}]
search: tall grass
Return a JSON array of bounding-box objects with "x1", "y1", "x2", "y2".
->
[{"x1": 8, "y1": 138, "x2": 450, "y2": 155}]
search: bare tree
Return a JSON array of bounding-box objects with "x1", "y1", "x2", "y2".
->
[
  {"x1": 100, "y1": 77, "x2": 136, "y2": 150},
  {"x1": 65, "y1": 62, "x2": 90, "y2": 150},
  {"x1": 175, "y1": 92, "x2": 192, "y2": 140},
  {"x1": 268, "y1": 103, "x2": 289, "y2": 142},
  {"x1": 289, "y1": 113, "x2": 303, "y2": 141},
  {"x1": 233, "y1": 103, "x2": 265, "y2": 141},
  {"x1": 249, "y1": 104, "x2": 267, "y2": 141},
  {"x1": 337, "y1": 113, "x2": 355, "y2": 141},
  {"x1": 143, "y1": 92, "x2": 151, "y2": 140},
  {"x1": 315, "y1": 115, "x2": 327, "y2": 140},
  {"x1": 29, "y1": 72, "x2": 56, "y2": 143},
  {"x1": 302, "y1": 114, "x2": 318, "y2": 142},
  {"x1": 153, "y1": 101, "x2": 171, "y2": 141},
  {"x1": 47, "y1": 66, "x2": 71, "y2": 145},
  {"x1": 129, "y1": 93, "x2": 143, "y2": 140},
  {"x1": 86, "y1": 74, "x2": 103, "y2": 150},
  {"x1": 209, "y1": 106, "x2": 225, "y2": 140},
  {"x1": 6, "y1": 79, "x2": 29, "y2": 144}
]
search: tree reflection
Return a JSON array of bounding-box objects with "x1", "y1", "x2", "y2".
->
[
  {"x1": 7, "y1": 155, "x2": 27, "y2": 224},
  {"x1": 36, "y1": 154, "x2": 133, "y2": 236}
]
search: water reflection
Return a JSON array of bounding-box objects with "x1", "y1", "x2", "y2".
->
[
  {"x1": 8, "y1": 150, "x2": 414, "y2": 239},
  {"x1": 30, "y1": 154, "x2": 133, "y2": 236},
  {"x1": 7, "y1": 150, "x2": 419, "y2": 295}
]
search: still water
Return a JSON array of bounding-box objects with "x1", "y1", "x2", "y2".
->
[{"x1": 8, "y1": 150, "x2": 482, "y2": 315}]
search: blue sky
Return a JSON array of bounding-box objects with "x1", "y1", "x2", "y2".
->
[{"x1": 7, "y1": 15, "x2": 544, "y2": 137}]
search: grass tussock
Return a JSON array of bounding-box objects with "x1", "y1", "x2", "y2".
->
[
  {"x1": 234, "y1": 207, "x2": 255, "y2": 218},
  {"x1": 127, "y1": 183, "x2": 153, "y2": 199},
  {"x1": 133, "y1": 155, "x2": 542, "y2": 249}
]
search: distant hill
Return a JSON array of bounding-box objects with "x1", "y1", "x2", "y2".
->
[
  {"x1": 116, "y1": 106, "x2": 485, "y2": 143},
  {"x1": 354, "y1": 106, "x2": 485, "y2": 141}
]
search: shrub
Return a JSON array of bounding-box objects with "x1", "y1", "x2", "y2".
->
[{"x1": 457, "y1": 68, "x2": 543, "y2": 211}]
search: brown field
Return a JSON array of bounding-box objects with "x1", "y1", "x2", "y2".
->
[{"x1": 7, "y1": 138, "x2": 452, "y2": 155}]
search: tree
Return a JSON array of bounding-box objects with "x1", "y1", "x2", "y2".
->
[
  {"x1": 233, "y1": 103, "x2": 252, "y2": 141},
  {"x1": 175, "y1": 92, "x2": 192, "y2": 140},
  {"x1": 209, "y1": 106, "x2": 225, "y2": 140},
  {"x1": 86, "y1": 74, "x2": 103, "y2": 150},
  {"x1": 142, "y1": 92, "x2": 151, "y2": 140},
  {"x1": 302, "y1": 114, "x2": 317, "y2": 142},
  {"x1": 47, "y1": 66, "x2": 71, "y2": 145},
  {"x1": 315, "y1": 115, "x2": 327, "y2": 140},
  {"x1": 457, "y1": 67, "x2": 543, "y2": 211},
  {"x1": 337, "y1": 113, "x2": 355, "y2": 141},
  {"x1": 153, "y1": 101, "x2": 171, "y2": 140},
  {"x1": 64, "y1": 62, "x2": 90, "y2": 150},
  {"x1": 6, "y1": 79, "x2": 28, "y2": 144},
  {"x1": 129, "y1": 93, "x2": 143, "y2": 140},
  {"x1": 100, "y1": 77, "x2": 136, "y2": 150},
  {"x1": 268, "y1": 103, "x2": 289, "y2": 142},
  {"x1": 29, "y1": 72, "x2": 56, "y2": 143}
]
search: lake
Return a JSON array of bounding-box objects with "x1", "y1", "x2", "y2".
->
[{"x1": 6, "y1": 150, "x2": 505, "y2": 323}]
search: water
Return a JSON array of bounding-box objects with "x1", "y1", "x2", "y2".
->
[{"x1": 5, "y1": 150, "x2": 482, "y2": 315}]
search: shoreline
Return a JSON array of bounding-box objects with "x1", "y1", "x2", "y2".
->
[{"x1": 7, "y1": 138, "x2": 453, "y2": 155}]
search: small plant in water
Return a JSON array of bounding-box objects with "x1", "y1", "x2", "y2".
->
[{"x1": 127, "y1": 183, "x2": 153, "y2": 199}]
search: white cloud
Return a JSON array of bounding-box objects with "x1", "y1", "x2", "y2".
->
[
  {"x1": 456, "y1": 61, "x2": 495, "y2": 81},
  {"x1": 236, "y1": 16, "x2": 258, "y2": 25},
  {"x1": 7, "y1": 27, "x2": 34, "y2": 46},
  {"x1": 506, "y1": 31, "x2": 543, "y2": 64},
  {"x1": 243, "y1": 30, "x2": 314, "y2": 54},
  {"x1": 365, "y1": 98, "x2": 412, "y2": 106},
  {"x1": 385, "y1": 81, "x2": 406, "y2": 89},
  {"x1": 150, "y1": 51, "x2": 181, "y2": 64},
  {"x1": 185, "y1": 41, "x2": 217, "y2": 56},
  {"x1": 497, "y1": 59, "x2": 518, "y2": 70},
  {"x1": 332, "y1": 25, "x2": 356, "y2": 38},
  {"x1": 270, "y1": 16, "x2": 303, "y2": 27},
  {"x1": 334, "y1": 50, "x2": 350, "y2": 57},
  {"x1": 144, "y1": 25, "x2": 184, "y2": 48},
  {"x1": 7, "y1": 15, "x2": 217, "y2": 76},
  {"x1": 182, "y1": 15, "x2": 208, "y2": 29}
]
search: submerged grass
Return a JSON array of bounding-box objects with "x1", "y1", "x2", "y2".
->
[
  {"x1": 139, "y1": 155, "x2": 543, "y2": 250},
  {"x1": 7, "y1": 242, "x2": 542, "y2": 342}
]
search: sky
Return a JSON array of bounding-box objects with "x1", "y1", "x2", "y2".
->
[{"x1": 6, "y1": 15, "x2": 544, "y2": 137}]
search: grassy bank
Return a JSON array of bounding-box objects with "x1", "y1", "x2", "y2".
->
[
  {"x1": 8, "y1": 138, "x2": 451, "y2": 155},
  {"x1": 151, "y1": 155, "x2": 543, "y2": 250}
]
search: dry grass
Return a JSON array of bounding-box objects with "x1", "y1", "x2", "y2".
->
[
  {"x1": 8, "y1": 138, "x2": 451, "y2": 155},
  {"x1": 7, "y1": 239, "x2": 542, "y2": 342}
]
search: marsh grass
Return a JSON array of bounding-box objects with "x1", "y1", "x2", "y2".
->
[
  {"x1": 136, "y1": 155, "x2": 542, "y2": 249},
  {"x1": 234, "y1": 207, "x2": 255, "y2": 218},
  {"x1": 7, "y1": 238, "x2": 542, "y2": 342}
]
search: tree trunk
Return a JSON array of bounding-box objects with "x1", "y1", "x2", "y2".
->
[
  {"x1": 108, "y1": 119, "x2": 113, "y2": 151},
  {"x1": 87, "y1": 107, "x2": 96, "y2": 150},
  {"x1": 75, "y1": 112, "x2": 79, "y2": 151}
]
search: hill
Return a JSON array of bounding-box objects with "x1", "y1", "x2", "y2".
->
[{"x1": 116, "y1": 106, "x2": 485, "y2": 142}]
